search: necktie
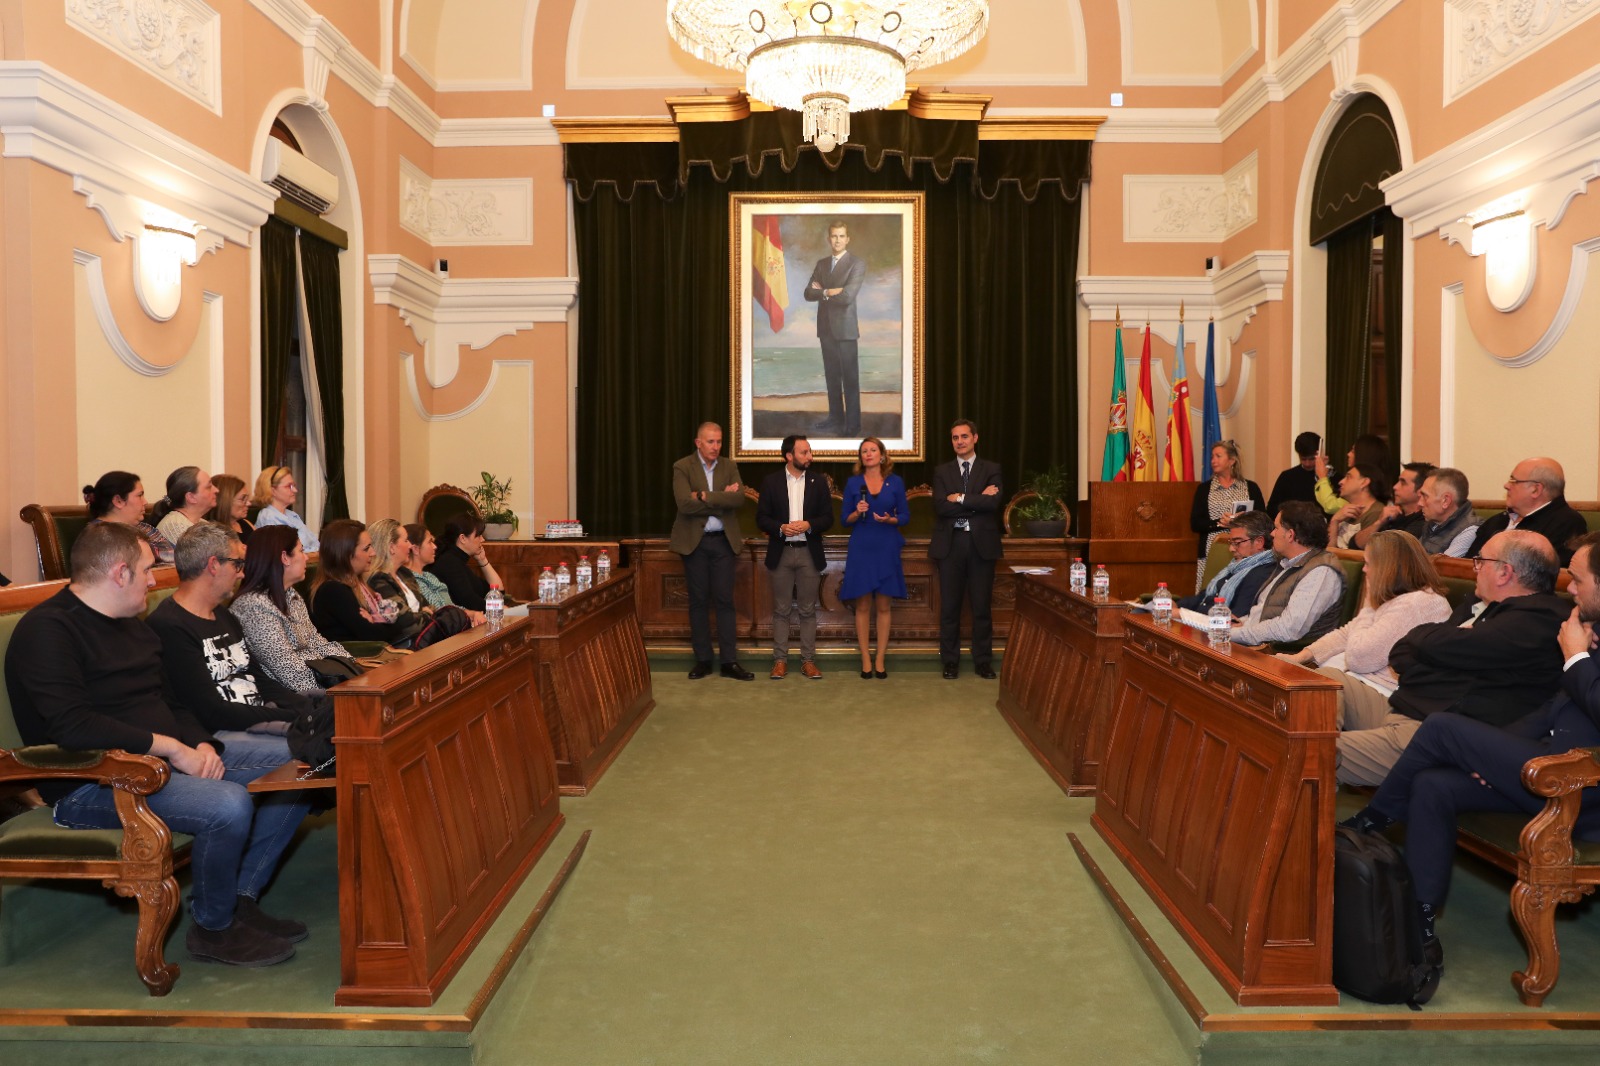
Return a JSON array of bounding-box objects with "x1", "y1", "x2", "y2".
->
[{"x1": 957, "y1": 461, "x2": 971, "y2": 530}]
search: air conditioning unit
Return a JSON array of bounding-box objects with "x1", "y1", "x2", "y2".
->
[{"x1": 263, "y1": 140, "x2": 339, "y2": 215}]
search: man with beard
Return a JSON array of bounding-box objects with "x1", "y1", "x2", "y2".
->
[
  {"x1": 755, "y1": 434, "x2": 834, "y2": 679},
  {"x1": 1342, "y1": 529, "x2": 1600, "y2": 977}
]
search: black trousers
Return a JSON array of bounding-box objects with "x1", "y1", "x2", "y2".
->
[
  {"x1": 682, "y1": 531, "x2": 740, "y2": 664},
  {"x1": 937, "y1": 532, "x2": 995, "y2": 667},
  {"x1": 1369, "y1": 708, "x2": 1600, "y2": 905},
  {"x1": 819, "y1": 337, "x2": 860, "y2": 431}
]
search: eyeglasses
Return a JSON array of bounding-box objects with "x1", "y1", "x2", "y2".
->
[
  {"x1": 219, "y1": 556, "x2": 247, "y2": 570},
  {"x1": 1505, "y1": 477, "x2": 1542, "y2": 486},
  {"x1": 1226, "y1": 536, "x2": 1259, "y2": 547},
  {"x1": 1471, "y1": 555, "x2": 1505, "y2": 571}
]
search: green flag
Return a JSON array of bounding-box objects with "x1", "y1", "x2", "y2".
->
[{"x1": 1101, "y1": 324, "x2": 1131, "y2": 481}]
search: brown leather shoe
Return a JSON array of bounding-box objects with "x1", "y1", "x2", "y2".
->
[
  {"x1": 770, "y1": 660, "x2": 787, "y2": 679},
  {"x1": 801, "y1": 660, "x2": 823, "y2": 680}
]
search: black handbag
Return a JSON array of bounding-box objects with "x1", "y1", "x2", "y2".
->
[
  {"x1": 410, "y1": 605, "x2": 474, "y2": 650},
  {"x1": 285, "y1": 693, "x2": 337, "y2": 777},
  {"x1": 307, "y1": 655, "x2": 363, "y2": 688}
]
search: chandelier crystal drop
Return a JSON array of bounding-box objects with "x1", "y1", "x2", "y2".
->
[{"x1": 666, "y1": 2, "x2": 990, "y2": 151}]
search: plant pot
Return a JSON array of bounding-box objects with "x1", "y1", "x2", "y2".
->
[
  {"x1": 483, "y1": 523, "x2": 516, "y2": 541},
  {"x1": 1023, "y1": 519, "x2": 1067, "y2": 539}
]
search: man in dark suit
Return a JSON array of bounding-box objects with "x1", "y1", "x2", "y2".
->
[
  {"x1": 755, "y1": 435, "x2": 835, "y2": 679},
  {"x1": 670, "y1": 422, "x2": 752, "y2": 680},
  {"x1": 1335, "y1": 529, "x2": 1569, "y2": 785},
  {"x1": 1468, "y1": 456, "x2": 1589, "y2": 566},
  {"x1": 802, "y1": 219, "x2": 866, "y2": 435},
  {"x1": 1343, "y1": 531, "x2": 1600, "y2": 974},
  {"x1": 929, "y1": 418, "x2": 1003, "y2": 679}
]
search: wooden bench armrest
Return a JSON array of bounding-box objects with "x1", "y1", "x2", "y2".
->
[
  {"x1": 1519, "y1": 747, "x2": 1600, "y2": 869},
  {"x1": 0, "y1": 746, "x2": 170, "y2": 794}
]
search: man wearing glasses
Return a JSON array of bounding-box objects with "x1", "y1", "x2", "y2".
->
[
  {"x1": 1335, "y1": 530, "x2": 1569, "y2": 786},
  {"x1": 1467, "y1": 457, "x2": 1588, "y2": 566},
  {"x1": 1177, "y1": 510, "x2": 1276, "y2": 616}
]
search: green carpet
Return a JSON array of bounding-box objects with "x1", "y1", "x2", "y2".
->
[{"x1": 7, "y1": 653, "x2": 1600, "y2": 1064}]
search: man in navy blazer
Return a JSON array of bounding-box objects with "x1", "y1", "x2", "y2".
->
[
  {"x1": 755, "y1": 435, "x2": 835, "y2": 679},
  {"x1": 1344, "y1": 530, "x2": 1600, "y2": 972},
  {"x1": 802, "y1": 219, "x2": 866, "y2": 435},
  {"x1": 929, "y1": 418, "x2": 1003, "y2": 679}
]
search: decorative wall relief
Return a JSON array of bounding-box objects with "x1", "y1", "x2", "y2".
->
[
  {"x1": 1124, "y1": 153, "x2": 1257, "y2": 242},
  {"x1": 1447, "y1": 0, "x2": 1600, "y2": 102},
  {"x1": 399, "y1": 158, "x2": 533, "y2": 247},
  {"x1": 66, "y1": 0, "x2": 222, "y2": 113}
]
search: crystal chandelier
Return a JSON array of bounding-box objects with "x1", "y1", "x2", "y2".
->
[{"x1": 666, "y1": 2, "x2": 990, "y2": 152}]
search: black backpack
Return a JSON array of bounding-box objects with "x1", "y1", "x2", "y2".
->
[{"x1": 1332, "y1": 826, "x2": 1441, "y2": 1007}]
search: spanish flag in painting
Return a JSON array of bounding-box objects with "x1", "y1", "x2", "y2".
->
[
  {"x1": 1129, "y1": 324, "x2": 1160, "y2": 481},
  {"x1": 751, "y1": 215, "x2": 788, "y2": 332}
]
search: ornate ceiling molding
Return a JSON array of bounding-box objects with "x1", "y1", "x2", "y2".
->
[
  {"x1": 1383, "y1": 64, "x2": 1600, "y2": 241},
  {"x1": 399, "y1": 159, "x2": 533, "y2": 247},
  {"x1": 1124, "y1": 153, "x2": 1257, "y2": 243},
  {"x1": 0, "y1": 62, "x2": 274, "y2": 247},
  {"x1": 369, "y1": 254, "x2": 575, "y2": 389},
  {"x1": 1446, "y1": 0, "x2": 1600, "y2": 104},
  {"x1": 66, "y1": 0, "x2": 222, "y2": 114}
]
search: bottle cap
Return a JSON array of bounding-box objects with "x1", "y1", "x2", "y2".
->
[{"x1": 1215, "y1": 597, "x2": 1225, "y2": 603}]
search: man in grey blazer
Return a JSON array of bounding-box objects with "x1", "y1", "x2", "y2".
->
[
  {"x1": 929, "y1": 418, "x2": 1003, "y2": 679},
  {"x1": 802, "y1": 219, "x2": 866, "y2": 436},
  {"x1": 670, "y1": 422, "x2": 753, "y2": 680}
]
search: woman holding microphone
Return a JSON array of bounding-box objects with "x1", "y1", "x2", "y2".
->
[{"x1": 839, "y1": 437, "x2": 910, "y2": 679}]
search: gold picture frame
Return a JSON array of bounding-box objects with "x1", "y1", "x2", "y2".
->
[{"x1": 729, "y1": 192, "x2": 925, "y2": 461}]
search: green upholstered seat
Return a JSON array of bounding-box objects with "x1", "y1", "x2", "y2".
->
[
  {"x1": 1458, "y1": 811, "x2": 1600, "y2": 865},
  {"x1": 0, "y1": 806, "x2": 192, "y2": 860},
  {"x1": 55, "y1": 513, "x2": 92, "y2": 576},
  {"x1": 1198, "y1": 538, "x2": 1232, "y2": 590},
  {"x1": 1584, "y1": 510, "x2": 1600, "y2": 535},
  {"x1": 902, "y1": 488, "x2": 937, "y2": 538},
  {"x1": 1440, "y1": 574, "x2": 1477, "y2": 612}
]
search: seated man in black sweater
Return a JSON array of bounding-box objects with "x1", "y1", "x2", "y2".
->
[
  {"x1": 148, "y1": 522, "x2": 309, "y2": 744},
  {"x1": 3, "y1": 522, "x2": 311, "y2": 968}
]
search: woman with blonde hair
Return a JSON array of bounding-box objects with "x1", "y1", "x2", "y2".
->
[
  {"x1": 838, "y1": 436, "x2": 909, "y2": 678},
  {"x1": 251, "y1": 465, "x2": 319, "y2": 551},
  {"x1": 1189, "y1": 439, "x2": 1265, "y2": 585},
  {"x1": 1280, "y1": 529, "x2": 1452, "y2": 727},
  {"x1": 207, "y1": 473, "x2": 255, "y2": 542}
]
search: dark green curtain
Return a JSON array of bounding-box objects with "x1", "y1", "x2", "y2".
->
[
  {"x1": 1323, "y1": 217, "x2": 1375, "y2": 462},
  {"x1": 259, "y1": 217, "x2": 297, "y2": 462},
  {"x1": 296, "y1": 232, "x2": 350, "y2": 521},
  {"x1": 571, "y1": 131, "x2": 1087, "y2": 536},
  {"x1": 1381, "y1": 207, "x2": 1405, "y2": 457}
]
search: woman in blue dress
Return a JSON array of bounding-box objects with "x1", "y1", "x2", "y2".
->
[{"x1": 840, "y1": 436, "x2": 909, "y2": 678}]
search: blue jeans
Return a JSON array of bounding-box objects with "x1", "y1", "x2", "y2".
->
[{"x1": 53, "y1": 733, "x2": 311, "y2": 930}]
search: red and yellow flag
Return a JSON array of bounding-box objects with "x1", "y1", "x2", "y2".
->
[
  {"x1": 1163, "y1": 319, "x2": 1196, "y2": 481},
  {"x1": 1129, "y1": 324, "x2": 1160, "y2": 481},
  {"x1": 751, "y1": 215, "x2": 788, "y2": 332}
]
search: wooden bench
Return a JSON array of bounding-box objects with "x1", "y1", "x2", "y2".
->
[{"x1": 0, "y1": 573, "x2": 193, "y2": 996}]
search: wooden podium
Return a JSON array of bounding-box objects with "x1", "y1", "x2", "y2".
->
[{"x1": 1086, "y1": 481, "x2": 1201, "y2": 596}]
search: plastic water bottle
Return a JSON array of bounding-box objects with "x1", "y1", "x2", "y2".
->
[
  {"x1": 1069, "y1": 557, "x2": 1087, "y2": 594},
  {"x1": 1092, "y1": 564, "x2": 1110, "y2": 601},
  {"x1": 556, "y1": 561, "x2": 572, "y2": 598},
  {"x1": 596, "y1": 549, "x2": 612, "y2": 584},
  {"x1": 576, "y1": 555, "x2": 593, "y2": 592},
  {"x1": 1151, "y1": 582, "x2": 1172, "y2": 626},
  {"x1": 1208, "y1": 597, "x2": 1232, "y2": 649},
  {"x1": 537, "y1": 566, "x2": 556, "y2": 604},
  {"x1": 484, "y1": 585, "x2": 504, "y2": 629}
]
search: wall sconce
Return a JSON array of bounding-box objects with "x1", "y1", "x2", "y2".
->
[
  {"x1": 135, "y1": 207, "x2": 200, "y2": 321},
  {"x1": 1470, "y1": 208, "x2": 1535, "y2": 313}
]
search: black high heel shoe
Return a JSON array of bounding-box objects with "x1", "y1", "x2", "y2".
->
[
  {"x1": 860, "y1": 668, "x2": 873, "y2": 679},
  {"x1": 874, "y1": 669, "x2": 888, "y2": 679}
]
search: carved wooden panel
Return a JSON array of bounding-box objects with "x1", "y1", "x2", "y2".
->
[
  {"x1": 1092, "y1": 614, "x2": 1339, "y2": 1006},
  {"x1": 1086, "y1": 481, "x2": 1202, "y2": 596},
  {"x1": 523, "y1": 571, "x2": 656, "y2": 795},
  {"x1": 333, "y1": 618, "x2": 564, "y2": 1007},
  {"x1": 622, "y1": 537, "x2": 1088, "y2": 647},
  {"x1": 995, "y1": 575, "x2": 1128, "y2": 796}
]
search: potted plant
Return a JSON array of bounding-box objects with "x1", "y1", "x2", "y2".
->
[
  {"x1": 1015, "y1": 466, "x2": 1071, "y2": 538},
  {"x1": 469, "y1": 470, "x2": 519, "y2": 540}
]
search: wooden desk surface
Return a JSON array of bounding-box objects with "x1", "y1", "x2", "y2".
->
[{"x1": 1092, "y1": 614, "x2": 1340, "y2": 1006}]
